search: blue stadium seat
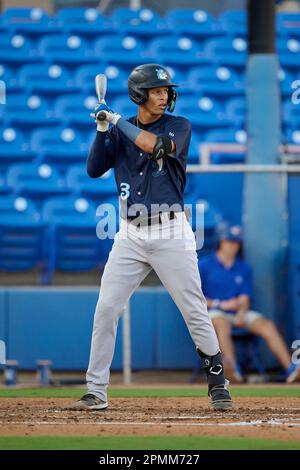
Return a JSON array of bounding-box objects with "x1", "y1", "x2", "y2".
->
[
  {"x1": 165, "y1": 9, "x2": 220, "y2": 39},
  {"x1": 283, "y1": 99, "x2": 300, "y2": 128},
  {"x1": 225, "y1": 97, "x2": 245, "y2": 127},
  {"x1": 0, "y1": 196, "x2": 45, "y2": 271},
  {"x1": 53, "y1": 94, "x2": 97, "y2": 129},
  {"x1": 277, "y1": 37, "x2": 300, "y2": 70},
  {"x1": 0, "y1": 172, "x2": 9, "y2": 194},
  {"x1": 278, "y1": 69, "x2": 296, "y2": 98},
  {"x1": 219, "y1": 10, "x2": 246, "y2": 36},
  {"x1": 187, "y1": 135, "x2": 201, "y2": 164},
  {"x1": 75, "y1": 64, "x2": 128, "y2": 99},
  {"x1": 110, "y1": 8, "x2": 167, "y2": 38},
  {"x1": 37, "y1": 34, "x2": 95, "y2": 65},
  {"x1": 148, "y1": 36, "x2": 209, "y2": 68},
  {"x1": 30, "y1": 127, "x2": 88, "y2": 172},
  {"x1": 287, "y1": 129, "x2": 300, "y2": 144},
  {"x1": 4, "y1": 93, "x2": 60, "y2": 130},
  {"x1": 6, "y1": 164, "x2": 70, "y2": 205},
  {"x1": 93, "y1": 35, "x2": 146, "y2": 69},
  {"x1": 2, "y1": 7, "x2": 59, "y2": 37},
  {"x1": 187, "y1": 66, "x2": 244, "y2": 99},
  {"x1": 56, "y1": 7, "x2": 111, "y2": 38},
  {"x1": 66, "y1": 165, "x2": 117, "y2": 201},
  {"x1": 202, "y1": 129, "x2": 246, "y2": 163},
  {"x1": 204, "y1": 37, "x2": 247, "y2": 69},
  {"x1": 277, "y1": 12, "x2": 300, "y2": 38},
  {"x1": 175, "y1": 96, "x2": 231, "y2": 130},
  {"x1": 0, "y1": 127, "x2": 35, "y2": 168},
  {"x1": 111, "y1": 96, "x2": 137, "y2": 119},
  {"x1": 0, "y1": 33, "x2": 39, "y2": 65},
  {"x1": 18, "y1": 63, "x2": 79, "y2": 97},
  {"x1": 42, "y1": 196, "x2": 102, "y2": 278}
]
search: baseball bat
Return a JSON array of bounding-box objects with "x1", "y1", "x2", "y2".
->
[{"x1": 95, "y1": 73, "x2": 107, "y2": 121}]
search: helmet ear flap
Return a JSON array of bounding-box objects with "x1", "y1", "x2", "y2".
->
[{"x1": 167, "y1": 88, "x2": 177, "y2": 113}]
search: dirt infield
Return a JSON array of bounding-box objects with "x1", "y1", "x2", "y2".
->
[{"x1": 1, "y1": 396, "x2": 300, "y2": 442}]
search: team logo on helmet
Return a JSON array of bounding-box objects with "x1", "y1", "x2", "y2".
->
[{"x1": 156, "y1": 68, "x2": 168, "y2": 80}]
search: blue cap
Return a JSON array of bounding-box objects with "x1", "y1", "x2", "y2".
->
[{"x1": 219, "y1": 225, "x2": 243, "y2": 242}]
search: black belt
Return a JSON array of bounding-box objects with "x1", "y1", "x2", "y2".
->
[{"x1": 127, "y1": 211, "x2": 176, "y2": 226}]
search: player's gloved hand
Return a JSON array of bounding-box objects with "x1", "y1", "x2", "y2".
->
[
  {"x1": 90, "y1": 103, "x2": 112, "y2": 132},
  {"x1": 100, "y1": 109, "x2": 122, "y2": 126}
]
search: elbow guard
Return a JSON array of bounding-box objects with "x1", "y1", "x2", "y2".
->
[{"x1": 149, "y1": 135, "x2": 173, "y2": 162}]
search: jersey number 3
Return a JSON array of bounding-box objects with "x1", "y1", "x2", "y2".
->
[{"x1": 120, "y1": 182, "x2": 130, "y2": 200}]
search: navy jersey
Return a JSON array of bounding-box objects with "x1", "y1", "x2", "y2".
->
[
  {"x1": 87, "y1": 114, "x2": 191, "y2": 215},
  {"x1": 198, "y1": 253, "x2": 253, "y2": 312}
]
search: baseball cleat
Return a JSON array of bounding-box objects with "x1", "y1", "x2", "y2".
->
[
  {"x1": 209, "y1": 384, "x2": 233, "y2": 410},
  {"x1": 69, "y1": 393, "x2": 108, "y2": 410}
]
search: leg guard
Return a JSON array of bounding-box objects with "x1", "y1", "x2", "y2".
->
[{"x1": 197, "y1": 349, "x2": 233, "y2": 410}]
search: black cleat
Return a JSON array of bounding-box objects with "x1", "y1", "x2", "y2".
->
[
  {"x1": 209, "y1": 384, "x2": 233, "y2": 410},
  {"x1": 69, "y1": 393, "x2": 108, "y2": 410}
]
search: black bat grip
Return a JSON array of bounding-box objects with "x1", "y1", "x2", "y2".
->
[{"x1": 96, "y1": 111, "x2": 107, "y2": 121}]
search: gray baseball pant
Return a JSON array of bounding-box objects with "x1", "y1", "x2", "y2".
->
[{"x1": 86, "y1": 212, "x2": 220, "y2": 401}]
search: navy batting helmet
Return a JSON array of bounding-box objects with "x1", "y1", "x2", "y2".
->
[{"x1": 128, "y1": 64, "x2": 178, "y2": 112}]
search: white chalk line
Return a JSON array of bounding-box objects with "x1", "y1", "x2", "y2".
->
[{"x1": 2, "y1": 419, "x2": 300, "y2": 428}]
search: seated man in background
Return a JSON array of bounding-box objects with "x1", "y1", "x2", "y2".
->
[{"x1": 198, "y1": 225, "x2": 300, "y2": 383}]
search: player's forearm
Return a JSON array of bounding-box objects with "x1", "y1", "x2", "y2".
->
[{"x1": 87, "y1": 132, "x2": 111, "y2": 178}]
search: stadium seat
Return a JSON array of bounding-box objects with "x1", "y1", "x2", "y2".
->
[
  {"x1": 0, "y1": 33, "x2": 39, "y2": 65},
  {"x1": 0, "y1": 127, "x2": 35, "y2": 168},
  {"x1": 4, "y1": 93, "x2": 60, "y2": 130},
  {"x1": 204, "y1": 37, "x2": 247, "y2": 69},
  {"x1": 0, "y1": 172, "x2": 9, "y2": 194},
  {"x1": 1, "y1": 7, "x2": 59, "y2": 37},
  {"x1": 0, "y1": 196, "x2": 45, "y2": 271},
  {"x1": 279, "y1": 69, "x2": 296, "y2": 98},
  {"x1": 219, "y1": 10, "x2": 246, "y2": 36},
  {"x1": 6, "y1": 163, "x2": 70, "y2": 205},
  {"x1": 283, "y1": 100, "x2": 300, "y2": 129},
  {"x1": 66, "y1": 165, "x2": 117, "y2": 201},
  {"x1": 37, "y1": 34, "x2": 95, "y2": 65},
  {"x1": 287, "y1": 129, "x2": 300, "y2": 145},
  {"x1": 187, "y1": 66, "x2": 244, "y2": 99},
  {"x1": 175, "y1": 96, "x2": 231, "y2": 130},
  {"x1": 147, "y1": 36, "x2": 209, "y2": 68},
  {"x1": 93, "y1": 35, "x2": 146, "y2": 69},
  {"x1": 110, "y1": 8, "x2": 167, "y2": 38},
  {"x1": 277, "y1": 37, "x2": 300, "y2": 70},
  {"x1": 42, "y1": 196, "x2": 103, "y2": 279},
  {"x1": 277, "y1": 12, "x2": 300, "y2": 38},
  {"x1": 225, "y1": 97, "x2": 245, "y2": 127},
  {"x1": 75, "y1": 64, "x2": 128, "y2": 98},
  {"x1": 202, "y1": 129, "x2": 247, "y2": 163},
  {"x1": 110, "y1": 96, "x2": 137, "y2": 119},
  {"x1": 30, "y1": 127, "x2": 88, "y2": 172},
  {"x1": 56, "y1": 7, "x2": 111, "y2": 38},
  {"x1": 18, "y1": 63, "x2": 79, "y2": 97},
  {"x1": 165, "y1": 9, "x2": 220, "y2": 39},
  {"x1": 53, "y1": 94, "x2": 97, "y2": 129}
]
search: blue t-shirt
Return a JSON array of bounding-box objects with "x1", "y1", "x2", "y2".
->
[
  {"x1": 198, "y1": 253, "x2": 253, "y2": 312},
  {"x1": 87, "y1": 114, "x2": 191, "y2": 215}
]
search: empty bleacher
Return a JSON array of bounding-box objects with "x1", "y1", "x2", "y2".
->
[{"x1": 0, "y1": 6, "x2": 297, "y2": 282}]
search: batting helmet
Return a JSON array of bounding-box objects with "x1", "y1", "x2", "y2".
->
[{"x1": 128, "y1": 64, "x2": 178, "y2": 112}]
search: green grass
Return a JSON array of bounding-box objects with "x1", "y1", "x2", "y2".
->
[
  {"x1": 0, "y1": 436, "x2": 299, "y2": 450},
  {"x1": 0, "y1": 386, "x2": 299, "y2": 399}
]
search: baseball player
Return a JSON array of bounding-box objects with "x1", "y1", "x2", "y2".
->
[{"x1": 72, "y1": 64, "x2": 232, "y2": 411}]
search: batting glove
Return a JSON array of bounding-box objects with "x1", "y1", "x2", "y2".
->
[
  {"x1": 90, "y1": 103, "x2": 111, "y2": 132},
  {"x1": 100, "y1": 110, "x2": 122, "y2": 126}
]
